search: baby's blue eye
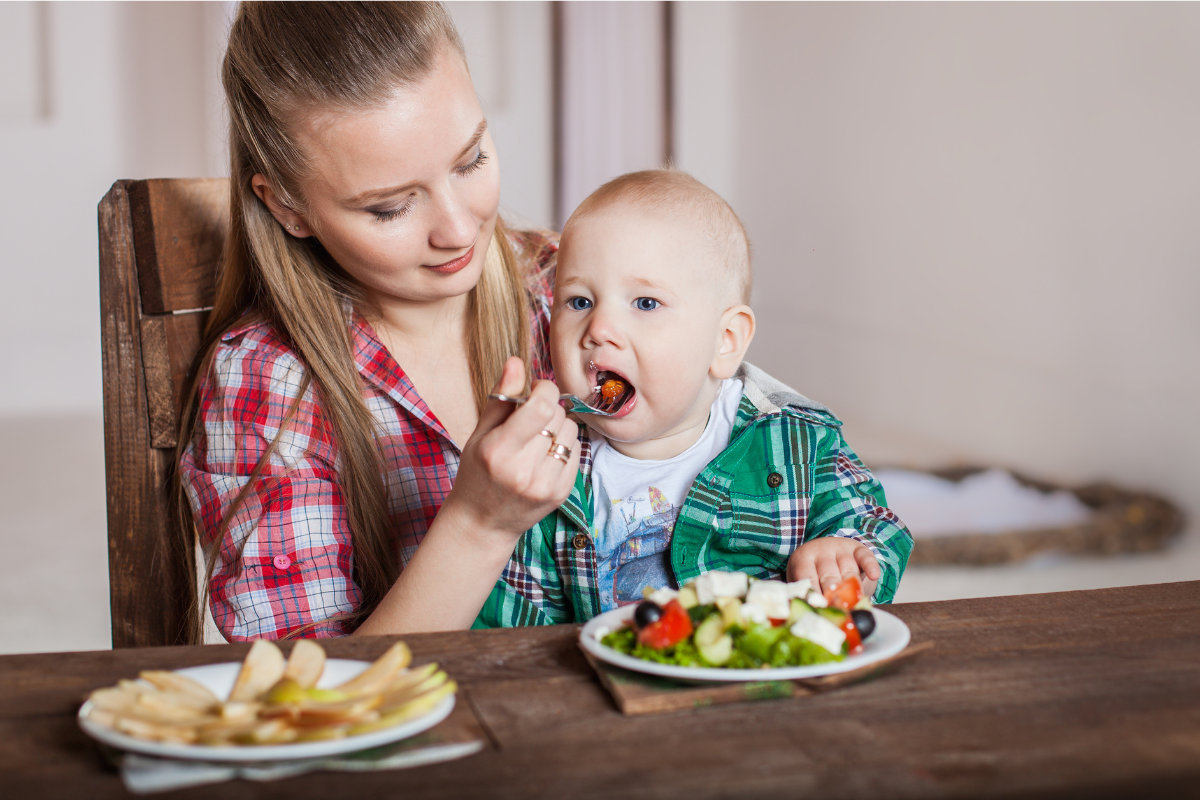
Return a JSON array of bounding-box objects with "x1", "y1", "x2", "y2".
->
[
  {"x1": 566, "y1": 297, "x2": 592, "y2": 311},
  {"x1": 634, "y1": 297, "x2": 660, "y2": 311}
]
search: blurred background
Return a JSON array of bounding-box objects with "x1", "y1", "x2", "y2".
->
[{"x1": 1, "y1": 1, "x2": 1197, "y2": 654}]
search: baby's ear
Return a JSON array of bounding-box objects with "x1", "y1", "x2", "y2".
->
[{"x1": 711, "y1": 305, "x2": 756, "y2": 380}]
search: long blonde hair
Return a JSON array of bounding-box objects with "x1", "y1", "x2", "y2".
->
[{"x1": 173, "y1": 1, "x2": 532, "y2": 643}]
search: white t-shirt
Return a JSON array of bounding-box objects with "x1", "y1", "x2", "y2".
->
[{"x1": 589, "y1": 378, "x2": 744, "y2": 612}]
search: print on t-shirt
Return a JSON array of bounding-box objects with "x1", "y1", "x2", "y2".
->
[{"x1": 596, "y1": 486, "x2": 679, "y2": 607}]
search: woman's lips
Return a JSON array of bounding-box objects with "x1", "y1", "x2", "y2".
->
[{"x1": 425, "y1": 245, "x2": 475, "y2": 275}]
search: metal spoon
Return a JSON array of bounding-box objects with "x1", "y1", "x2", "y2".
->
[{"x1": 488, "y1": 391, "x2": 623, "y2": 417}]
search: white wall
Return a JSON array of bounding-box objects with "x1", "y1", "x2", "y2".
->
[
  {"x1": 0, "y1": 2, "x2": 231, "y2": 416},
  {"x1": 556, "y1": 1, "x2": 667, "y2": 227},
  {"x1": 447, "y1": 1, "x2": 555, "y2": 230},
  {"x1": 677, "y1": 3, "x2": 1200, "y2": 525}
]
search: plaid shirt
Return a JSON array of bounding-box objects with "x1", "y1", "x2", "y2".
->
[
  {"x1": 180, "y1": 230, "x2": 558, "y2": 641},
  {"x1": 475, "y1": 363, "x2": 913, "y2": 628}
]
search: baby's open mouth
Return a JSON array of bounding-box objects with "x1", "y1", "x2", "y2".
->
[{"x1": 591, "y1": 370, "x2": 635, "y2": 414}]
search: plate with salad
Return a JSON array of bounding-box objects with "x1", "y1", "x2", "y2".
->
[{"x1": 579, "y1": 571, "x2": 910, "y2": 682}]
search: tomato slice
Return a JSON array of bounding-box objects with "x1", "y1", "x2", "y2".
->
[
  {"x1": 824, "y1": 575, "x2": 863, "y2": 612},
  {"x1": 636, "y1": 599, "x2": 693, "y2": 649},
  {"x1": 840, "y1": 616, "x2": 863, "y2": 654}
]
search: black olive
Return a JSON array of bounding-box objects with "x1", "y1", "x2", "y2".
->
[
  {"x1": 634, "y1": 600, "x2": 664, "y2": 629},
  {"x1": 851, "y1": 609, "x2": 876, "y2": 640}
]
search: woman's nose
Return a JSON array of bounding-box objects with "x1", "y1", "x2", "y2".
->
[{"x1": 427, "y1": 186, "x2": 477, "y2": 251}]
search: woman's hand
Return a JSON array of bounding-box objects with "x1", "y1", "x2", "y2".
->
[
  {"x1": 355, "y1": 357, "x2": 578, "y2": 636},
  {"x1": 787, "y1": 537, "x2": 881, "y2": 599},
  {"x1": 447, "y1": 356, "x2": 580, "y2": 539}
]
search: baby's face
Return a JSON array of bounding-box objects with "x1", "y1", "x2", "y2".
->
[{"x1": 552, "y1": 204, "x2": 729, "y2": 452}]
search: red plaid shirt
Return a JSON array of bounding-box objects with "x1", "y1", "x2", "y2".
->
[{"x1": 180, "y1": 230, "x2": 558, "y2": 641}]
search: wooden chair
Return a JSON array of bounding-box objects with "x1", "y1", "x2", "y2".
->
[{"x1": 98, "y1": 178, "x2": 229, "y2": 648}]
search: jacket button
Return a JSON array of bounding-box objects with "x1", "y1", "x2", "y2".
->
[
  {"x1": 767, "y1": 472, "x2": 783, "y2": 488},
  {"x1": 571, "y1": 533, "x2": 589, "y2": 550}
]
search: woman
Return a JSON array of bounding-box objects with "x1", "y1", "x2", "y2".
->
[{"x1": 176, "y1": 1, "x2": 578, "y2": 642}]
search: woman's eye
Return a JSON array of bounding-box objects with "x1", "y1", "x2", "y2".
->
[
  {"x1": 456, "y1": 149, "x2": 489, "y2": 176},
  {"x1": 369, "y1": 197, "x2": 414, "y2": 223},
  {"x1": 566, "y1": 297, "x2": 592, "y2": 311},
  {"x1": 634, "y1": 297, "x2": 660, "y2": 311}
]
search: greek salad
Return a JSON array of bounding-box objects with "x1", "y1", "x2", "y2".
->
[{"x1": 597, "y1": 571, "x2": 878, "y2": 669}]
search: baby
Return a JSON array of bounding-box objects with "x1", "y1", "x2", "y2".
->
[{"x1": 476, "y1": 170, "x2": 912, "y2": 627}]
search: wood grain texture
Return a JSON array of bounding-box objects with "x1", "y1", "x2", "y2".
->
[
  {"x1": 98, "y1": 182, "x2": 195, "y2": 649},
  {"x1": 3, "y1": 583, "x2": 1200, "y2": 798},
  {"x1": 141, "y1": 310, "x2": 208, "y2": 449},
  {"x1": 127, "y1": 178, "x2": 228, "y2": 314}
]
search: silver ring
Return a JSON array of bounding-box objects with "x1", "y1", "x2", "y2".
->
[{"x1": 548, "y1": 443, "x2": 571, "y2": 461}]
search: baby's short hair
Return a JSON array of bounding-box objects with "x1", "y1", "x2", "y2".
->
[{"x1": 564, "y1": 169, "x2": 752, "y2": 305}]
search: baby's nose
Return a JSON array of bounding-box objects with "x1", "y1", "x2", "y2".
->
[{"x1": 584, "y1": 308, "x2": 622, "y2": 347}]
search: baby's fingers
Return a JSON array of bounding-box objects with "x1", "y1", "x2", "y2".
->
[
  {"x1": 854, "y1": 546, "x2": 881, "y2": 581},
  {"x1": 814, "y1": 553, "x2": 845, "y2": 596}
]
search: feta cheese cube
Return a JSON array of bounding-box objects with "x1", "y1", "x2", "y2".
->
[
  {"x1": 693, "y1": 571, "x2": 750, "y2": 605},
  {"x1": 805, "y1": 588, "x2": 829, "y2": 608},
  {"x1": 647, "y1": 587, "x2": 678, "y2": 606},
  {"x1": 785, "y1": 579, "x2": 813, "y2": 599},
  {"x1": 745, "y1": 580, "x2": 790, "y2": 620},
  {"x1": 593, "y1": 625, "x2": 611, "y2": 642},
  {"x1": 790, "y1": 611, "x2": 846, "y2": 655},
  {"x1": 740, "y1": 601, "x2": 769, "y2": 627}
]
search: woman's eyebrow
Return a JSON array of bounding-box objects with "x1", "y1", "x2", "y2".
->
[
  {"x1": 454, "y1": 119, "x2": 489, "y2": 161},
  {"x1": 346, "y1": 119, "x2": 489, "y2": 206}
]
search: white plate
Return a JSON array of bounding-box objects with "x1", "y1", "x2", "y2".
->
[
  {"x1": 77, "y1": 659, "x2": 455, "y2": 762},
  {"x1": 580, "y1": 605, "x2": 911, "y2": 682}
]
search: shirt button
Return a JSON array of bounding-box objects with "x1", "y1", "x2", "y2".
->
[
  {"x1": 767, "y1": 472, "x2": 784, "y2": 488},
  {"x1": 571, "y1": 533, "x2": 589, "y2": 550},
  {"x1": 273, "y1": 555, "x2": 292, "y2": 570}
]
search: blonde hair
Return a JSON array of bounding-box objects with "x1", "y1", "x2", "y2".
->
[
  {"x1": 563, "y1": 169, "x2": 752, "y2": 304},
  {"x1": 173, "y1": 1, "x2": 532, "y2": 643}
]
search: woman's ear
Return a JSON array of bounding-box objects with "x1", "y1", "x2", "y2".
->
[
  {"x1": 710, "y1": 304, "x2": 756, "y2": 381},
  {"x1": 250, "y1": 174, "x2": 312, "y2": 238}
]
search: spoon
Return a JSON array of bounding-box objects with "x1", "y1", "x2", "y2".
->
[{"x1": 488, "y1": 391, "x2": 624, "y2": 417}]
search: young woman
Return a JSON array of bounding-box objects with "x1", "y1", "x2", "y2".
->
[{"x1": 176, "y1": 2, "x2": 578, "y2": 642}]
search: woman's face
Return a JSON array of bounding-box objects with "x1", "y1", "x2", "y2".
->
[{"x1": 275, "y1": 46, "x2": 500, "y2": 307}]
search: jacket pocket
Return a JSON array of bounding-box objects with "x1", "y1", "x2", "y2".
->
[{"x1": 725, "y1": 463, "x2": 812, "y2": 572}]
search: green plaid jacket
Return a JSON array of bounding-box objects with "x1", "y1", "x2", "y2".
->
[{"x1": 474, "y1": 363, "x2": 913, "y2": 628}]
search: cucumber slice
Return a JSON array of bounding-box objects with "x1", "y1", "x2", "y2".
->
[
  {"x1": 699, "y1": 633, "x2": 733, "y2": 666},
  {"x1": 816, "y1": 606, "x2": 848, "y2": 626},
  {"x1": 693, "y1": 613, "x2": 725, "y2": 649},
  {"x1": 787, "y1": 597, "x2": 813, "y2": 625},
  {"x1": 715, "y1": 597, "x2": 743, "y2": 628},
  {"x1": 677, "y1": 585, "x2": 699, "y2": 609}
]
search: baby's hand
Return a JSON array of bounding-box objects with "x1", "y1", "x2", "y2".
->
[{"x1": 787, "y1": 537, "x2": 881, "y2": 600}]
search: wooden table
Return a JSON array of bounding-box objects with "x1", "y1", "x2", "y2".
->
[{"x1": 5, "y1": 581, "x2": 1200, "y2": 798}]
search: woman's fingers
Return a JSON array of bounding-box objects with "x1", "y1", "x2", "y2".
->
[{"x1": 473, "y1": 357, "x2": 527, "y2": 438}]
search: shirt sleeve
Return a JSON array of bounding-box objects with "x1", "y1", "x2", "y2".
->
[
  {"x1": 179, "y1": 331, "x2": 360, "y2": 641},
  {"x1": 805, "y1": 430, "x2": 914, "y2": 604},
  {"x1": 473, "y1": 517, "x2": 574, "y2": 628}
]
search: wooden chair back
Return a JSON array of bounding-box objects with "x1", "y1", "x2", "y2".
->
[{"x1": 98, "y1": 178, "x2": 229, "y2": 647}]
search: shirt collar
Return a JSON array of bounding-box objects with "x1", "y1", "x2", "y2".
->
[{"x1": 348, "y1": 303, "x2": 454, "y2": 444}]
